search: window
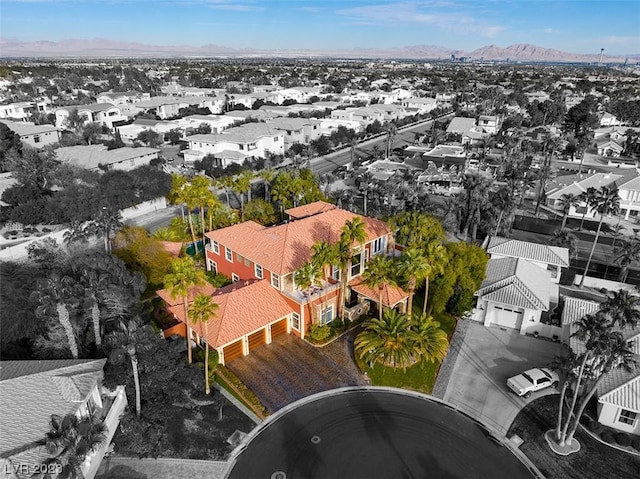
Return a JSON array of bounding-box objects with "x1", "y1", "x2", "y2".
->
[
  {"x1": 87, "y1": 397, "x2": 96, "y2": 416},
  {"x1": 232, "y1": 273, "x2": 239, "y2": 283},
  {"x1": 225, "y1": 247, "x2": 233, "y2": 262},
  {"x1": 332, "y1": 265, "x2": 341, "y2": 281},
  {"x1": 372, "y1": 236, "x2": 386, "y2": 254},
  {"x1": 207, "y1": 259, "x2": 218, "y2": 274},
  {"x1": 34, "y1": 135, "x2": 40, "y2": 143},
  {"x1": 244, "y1": 257, "x2": 251, "y2": 267},
  {"x1": 199, "y1": 336, "x2": 207, "y2": 348},
  {"x1": 212, "y1": 241, "x2": 219, "y2": 254},
  {"x1": 320, "y1": 304, "x2": 334, "y2": 325},
  {"x1": 291, "y1": 312, "x2": 300, "y2": 331},
  {"x1": 575, "y1": 205, "x2": 587, "y2": 214},
  {"x1": 619, "y1": 409, "x2": 638, "y2": 426},
  {"x1": 350, "y1": 253, "x2": 362, "y2": 278},
  {"x1": 271, "y1": 273, "x2": 280, "y2": 289},
  {"x1": 236, "y1": 253, "x2": 243, "y2": 262},
  {"x1": 255, "y1": 264, "x2": 263, "y2": 279}
]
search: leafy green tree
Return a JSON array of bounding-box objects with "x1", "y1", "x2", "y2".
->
[
  {"x1": 388, "y1": 211, "x2": 445, "y2": 249},
  {"x1": 81, "y1": 122, "x2": 103, "y2": 145},
  {"x1": 242, "y1": 198, "x2": 277, "y2": 225},
  {"x1": 5, "y1": 147, "x2": 59, "y2": 192},
  {"x1": 0, "y1": 122, "x2": 22, "y2": 172},
  {"x1": 189, "y1": 294, "x2": 219, "y2": 395},
  {"x1": 136, "y1": 129, "x2": 162, "y2": 148},
  {"x1": 580, "y1": 187, "x2": 620, "y2": 287},
  {"x1": 163, "y1": 257, "x2": 206, "y2": 364}
]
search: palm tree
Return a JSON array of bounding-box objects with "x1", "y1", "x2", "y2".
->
[
  {"x1": 355, "y1": 309, "x2": 419, "y2": 371},
  {"x1": 189, "y1": 293, "x2": 219, "y2": 395},
  {"x1": 547, "y1": 228, "x2": 578, "y2": 259},
  {"x1": 422, "y1": 242, "x2": 448, "y2": 315},
  {"x1": 577, "y1": 187, "x2": 598, "y2": 231},
  {"x1": 579, "y1": 187, "x2": 620, "y2": 287},
  {"x1": 105, "y1": 316, "x2": 152, "y2": 417},
  {"x1": 558, "y1": 193, "x2": 579, "y2": 229},
  {"x1": 338, "y1": 217, "x2": 367, "y2": 319},
  {"x1": 490, "y1": 185, "x2": 515, "y2": 237},
  {"x1": 388, "y1": 211, "x2": 445, "y2": 249},
  {"x1": 167, "y1": 173, "x2": 189, "y2": 223},
  {"x1": 91, "y1": 207, "x2": 123, "y2": 253},
  {"x1": 311, "y1": 240, "x2": 336, "y2": 282},
  {"x1": 550, "y1": 351, "x2": 580, "y2": 443},
  {"x1": 614, "y1": 237, "x2": 640, "y2": 282},
  {"x1": 164, "y1": 257, "x2": 206, "y2": 364},
  {"x1": 600, "y1": 289, "x2": 640, "y2": 329},
  {"x1": 76, "y1": 268, "x2": 108, "y2": 351},
  {"x1": 233, "y1": 171, "x2": 253, "y2": 220},
  {"x1": 191, "y1": 175, "x2": 214, "y2": 243},
  {"x1": 294, "y1": 261, "x2": 321, "y2": 298},
  {"x1": 362, "y1": 255, "x2": 396, "y2": 320},
  {"x1": 33, "y1": 274, "x2": 80, "y2": 359},
  {"x1": 409, "y1": 312, "x2": 449, "y2": 365},
  {"x1": 398, "y1": 248, "x2": 431, "y2": 317},
  {"x1": 258, "y1": 168, "x2": 277, "y2": 202},
  {"x1": 179, "y1": 181, "x2": 201, "y2": 255}
]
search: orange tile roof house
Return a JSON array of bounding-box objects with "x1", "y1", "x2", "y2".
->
[
  {"x1": 157, "y1": 202, "x2": 408, "y2": 365},
  {"x1": 0, "y1": 359, "x2": 127, "y2": 479}
]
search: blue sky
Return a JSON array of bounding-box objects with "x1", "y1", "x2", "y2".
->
[{"x1": 2, "y1": 0, "x2": 639, "y2": 54}]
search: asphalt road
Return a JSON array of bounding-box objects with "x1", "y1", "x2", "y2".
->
[
  {"x1": 310, "y1": 114, "x2": 454, "y2": 175},
  {"x1": 226, "y1": 388, "x2": 534, "y2": 479}
]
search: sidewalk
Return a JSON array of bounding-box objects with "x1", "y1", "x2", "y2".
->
[{"x1": 96, "y1": 456, "x2": 230, "y2": 479}]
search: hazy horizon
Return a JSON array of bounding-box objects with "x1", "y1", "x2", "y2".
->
[{"x1": 1, "y1": 0, "x2": 639, "y2": 56}]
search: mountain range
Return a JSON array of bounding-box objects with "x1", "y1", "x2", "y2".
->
[{"x1": 0, "y1": 38, "x2": 637, "y2": 63}]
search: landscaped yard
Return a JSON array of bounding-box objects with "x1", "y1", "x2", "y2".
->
[
  {"x1": 357, "y1": 310, "x2": 457, "y2": 394},
  {"x1": 508, "y1": 395, "x2": 640, "y2": 479}
]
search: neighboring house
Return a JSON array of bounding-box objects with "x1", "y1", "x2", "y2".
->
[
  {"x1": 183, "y1": 123, "x2": 285, "y2": 165},
  {"x1": 54, "y1": 103, "x2": 127, "y2": 130},
  {"x1": 596, "y1": 139, "x2": 624, "y2": 158},
  {"x1": 600, "y1": 112, "x2": 622, "y2": 127},
  {"x1": 130, "y1": 96, "x2": 224, "y2": 119},
  {"x1": 0, "y1": 359, "x2": 127, "y2": 479},
  {"x1": 267, "y1": 117, "x2": 322, "y2": 149},
  {"x1": 477, "y1": 115, "x2": 500, "y2": 134},
  {"x1": 486, "y1": 237, "x2": 570, "y2": 283},
  {"x1": 202, "y1": 202, "x2": 406, "y2": 345},
  {"x1": 545, "y1": 172, "x2": 626, "y2": 220},
  {"x1": 177, "y1": 114, "x2": 237, "y2": 135},
  {"x1": 96, "y1": 91, "x2": 151, "y2": 105},
  {"x1": 1, "y1": 120, "x2": 61, "y2": 148},
  {"x1": 618, "y1": 176, "x2": 640, "y2": 220},
  {"x1": 564, "y1": 299, "x2": 640, "y2": 435},
  {"x1": 0, "y1": 101, "x2": 50, "y2": 121},
  {"x1": 55, "y1": 145, "x2": 159, "y2": 171},
  {"x1": 116, "y1": 118, "x2": 177, "y2": 143},
  {"x1": 401, "y1": 97, "x2": 437, "y2": 113}
]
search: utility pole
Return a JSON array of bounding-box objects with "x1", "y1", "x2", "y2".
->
[{"x1": 598, "y1": 48, "x2": 604, "y2": 65}]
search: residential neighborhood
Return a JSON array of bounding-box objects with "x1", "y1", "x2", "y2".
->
[{"x1": 1, "y1": 35, "x2": 640, "y2": 479}]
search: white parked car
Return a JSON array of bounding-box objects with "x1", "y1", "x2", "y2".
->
[{"x1": 507, "y1": 368, "x2": 559, "y2": 398}]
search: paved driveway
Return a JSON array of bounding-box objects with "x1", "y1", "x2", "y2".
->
[
  {"x1": 227, "y1": 333, "x2": 367, "y2": 413},
  {"x1": 440, "y1": 321, "x2": 562, "y2": 437}
]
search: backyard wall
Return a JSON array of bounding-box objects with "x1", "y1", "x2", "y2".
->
[
  {"x1": 0, "y1": 228, "x2": 70, "y2": 261},
  {"x1": 120, "y1": 197, "x2": 167, "y2": 221},
  {"x1": 573, "y1": 275, "x2": 636, "y2": 293}
]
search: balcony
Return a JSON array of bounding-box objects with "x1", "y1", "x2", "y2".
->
[{"x1": 282, "y1": 279, "x2": 340, "y2": 304}]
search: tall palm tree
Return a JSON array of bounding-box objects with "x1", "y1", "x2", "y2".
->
[
  {"x1": 311, "y1": 240, "x2": 336, "y2": 282},
  {"x1": 580, "y1": 187, "x2": 620, "y2": 287},
  {"x1": 388, "y1": 211, "x2": 445, "y2": 249},
  {"x1": 490, "y1": 185, "x2": 515, "y2": 237},
  {"x1": 91, "y1": 206, "x2": 123, "y2": 253},
  {"x1": 398, "y1": 248, "x2": 431, "y2": 317},
  {"x1": 294, "y1": 261, "x2": 321, "y2": 298},
  {"x1": 362, "y1": 255, "x2": 396, "y2": 320},
  {"x1": 614, "y1": 237, "x2": 640, "y2": 283},
  {"x1": 354, "y1": 309, "x2": 419, "y2": 371},
  {"x1": 189, "y1": 294, "x2": 219, "y2": 395},
  {"x1": 600, "y1": 289, "x2": 640, "y2": 329},
  {"x1": 105, "y1": 316, "x2": 152, "y2": 417},
  {"x1": 233, "y1": 171, "x2": 253, "y2": 219},
  {"x1": 167, "y1": 173, "x2": 188, "y2": 223},
  {"x1": 409, "y1": 312, "x2": 449, "y2": 365},
  {"x1": 547, "y1": 228, "x2": 578, "y2": 259},
  {"x1": 258, "y1": 168, "x2": 277, "y2": 202},
  {"x1": 550, "y1": 351, "x2": 580, "y2": 443},
  {"x1": 422, "y1": 242, "x2": 448, "y2": 315},
  {"x1": 33, "y1": 274, "x2": 80, "y2": 359},
  {"x1": 577, "y1": 187, "x2": 598, "y2": 231},
  {"x1": 338, "y1": 217, "x2": 367, "y2": 319},
  {"x1": 76, "y1": 268, "x2": 108, "y2": 351},
  {"x1": 558, "y1": 193, "x2": 578, "y2": 229},
  {"x1": 191, "y1": 175, "x2": 214, "y2": 243},
  {"x1": 181, "y1": 181, "x2": 201, "y2": 255},
  {"x1": 164, "y1": 257, "x2": 206, "y2": 364}
]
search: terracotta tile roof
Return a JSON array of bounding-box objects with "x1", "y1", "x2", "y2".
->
[
  {"x1": 477, "y1": 257, "x2": 550, "y2": 310},
  {"x1": 205, "y1": 208, "x2": 389, "y2": 275},
  {"x1": 0, "y1": 360, "x2": 106, "y2": 474},
  {"x1": 285, "y1": 201, "x2": 337, "y2": 220},
  {"x1": 349, "y1": 277, "x2": 409, "y2": 307},
  {"x1": 167, "y1": 279, "x2": 294, "y2": 348},
  {"x1": 156, "y1": 283, "x2": 217, "y2": 307},
  {"x1": 488, "y1": 237, "x2": 569, "y2": 268},
  {"x1": 158, "y1": 241, "x2": 183, "y2": 257}
]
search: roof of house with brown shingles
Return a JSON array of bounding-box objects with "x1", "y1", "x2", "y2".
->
[
  {"x1": 157, "y1": 283, "x2": 217, "y2": 307},
  {"x1": 205, "y1": 208, "x2": 389, "y2": 276},
  {"x1": 349, "y1": 277, "x2": 408, "y2": 307},
  {"x1": 167, "y1": 279, "x2": 294, "y2": 348},
  {"x1": 487, "y1": 237, "x2": 570, "y2": 268},
  {"x1": 285, "y1": 200, "x2": 337, "y2": 220},
  {"x1": 0, "y1": 359, "x2": 106, "y2": 475}
]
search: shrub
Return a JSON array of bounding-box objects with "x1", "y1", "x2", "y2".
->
[
  {"x1": 308, "y1": 324, "x2": 331, "y2": 342},
  {"x1": 588, "y1": 421, "x2": 603, "y2": 434},
  {"x1": 600, "y1": 430, "x2": 615, "y2": 444},
  {"x1": 631, "y1": 437, "x2": 640, "y2": 451},
  {"x1": 330, "y1": 318, "x2": 344, "y2": 331},
  {"x1": 615, "y1": 433, "x2": 632, "y2": 447}
]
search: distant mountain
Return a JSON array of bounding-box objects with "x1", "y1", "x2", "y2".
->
[{"x1": 0, "y1": 37, "x2": 637, "y2": 63}]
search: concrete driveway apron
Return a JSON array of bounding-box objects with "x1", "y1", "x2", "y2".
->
[{"x1": 442, "y1": 321, "x2": 562, "y2": 436}]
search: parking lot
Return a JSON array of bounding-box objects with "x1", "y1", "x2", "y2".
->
[{"x1": 440, "y1": 321, "x2": 562, "y2": 436}]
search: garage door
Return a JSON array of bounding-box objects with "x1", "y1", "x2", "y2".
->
[
  {"x1": 492, "y1": 306, "x2": 523, "y2": 330},
  {"x1": 248, "y1": 329, "x2": 266, "y2": 352},
  {"x1": 223, "y1": 340, "x2": 244, "y2": 364},
  {"x1": 270, "y1": 319, "x2": 288, "y2": 338}
]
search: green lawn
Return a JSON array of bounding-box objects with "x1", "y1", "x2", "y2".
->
[{"x1": 357, "y1": 310, "x2": 457, "y2": 394}]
